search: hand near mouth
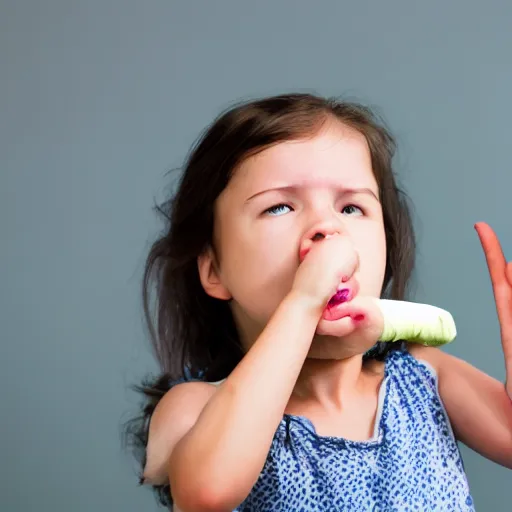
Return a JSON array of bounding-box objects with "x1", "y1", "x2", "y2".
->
[
  {"x1": 291, "y1": 234, "x2": 359, "y2": 315},
  {"x1": 316, "y1": 295, "x2": 385, "y2": 346}
]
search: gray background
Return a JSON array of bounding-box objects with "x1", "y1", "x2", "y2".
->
[{"x1": 1, "y1": 1, "x2": 511, "y2": 510}]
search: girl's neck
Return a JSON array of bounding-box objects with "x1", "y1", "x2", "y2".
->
[{"x1": 292, "y1": 354, "x2": 384, "y2": 408}]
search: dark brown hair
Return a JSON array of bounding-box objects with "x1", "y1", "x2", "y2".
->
[{"x1": 125, "y1": 93, "x2": 416, "y2": 508}]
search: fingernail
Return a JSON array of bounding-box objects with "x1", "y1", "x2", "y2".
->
[{"x1": 353, "y1": 314, "x2": 365, "y2": 322}]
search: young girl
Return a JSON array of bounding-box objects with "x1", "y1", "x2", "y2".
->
[{"x1": 127, "y1": 93, "x2": 512, "y2": 511}]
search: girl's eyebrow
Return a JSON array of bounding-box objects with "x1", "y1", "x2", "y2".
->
[{"x1": 244, "y1": 185, "x2": 379, "y2": 204}]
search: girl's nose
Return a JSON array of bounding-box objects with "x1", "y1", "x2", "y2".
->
[
  {"x1": 311, "y1": 232, "x2": 329, "y2": 242},
  {"x1": 299, "y1": 224, "x2": 341, "y2": 263}
]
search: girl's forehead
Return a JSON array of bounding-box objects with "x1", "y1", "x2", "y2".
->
[{"x1": 228, "y1": 126, "x2": 375, "y2": 196}]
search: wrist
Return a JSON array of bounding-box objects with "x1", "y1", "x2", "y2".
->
[{"x1": 283, "y1": 289, "x2": 325, "y2": 322}]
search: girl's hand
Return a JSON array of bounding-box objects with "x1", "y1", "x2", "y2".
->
[
  {"x1": 290, "y1": 234, "x2": 359, "y2": 314},
  {"x1": 315, "y1": 296, "x2": 385, "y2": 357},
  {"x1": 475, "y1": 222, "x2": 512, "y2": 399}
]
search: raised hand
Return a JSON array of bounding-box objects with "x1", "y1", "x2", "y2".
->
[{"x1": 475, "y1": 222, "x2": 512, "y2": 399}]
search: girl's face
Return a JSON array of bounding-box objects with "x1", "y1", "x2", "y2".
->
[{"x1": 199, "y1": 120, "x2": 387, "y2": 349}]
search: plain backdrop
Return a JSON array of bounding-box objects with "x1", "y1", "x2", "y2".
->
[{"x1": 1, "y1": 1, "x2": 511, "y2": 510}]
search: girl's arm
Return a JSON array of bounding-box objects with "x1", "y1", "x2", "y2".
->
[
  {"x1": 409, "y1": 223, "x2": 512, "y2": 469},
  {"x1": 166, "y1": 293, "x2": 320, "y2": 512},
  {"x1": 147, "y1": 290, "x2": 372, "y2": 512},
  {"x1": 421, "y1": 222, "x2": 511, "y2": 469},
  {"x1": 409, "y1": 344, "x2": 512, "y2": 469}
]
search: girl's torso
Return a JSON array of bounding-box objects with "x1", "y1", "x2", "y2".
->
[{"x1": 234, "y1": 347, "x2": 474, "y2": 512}]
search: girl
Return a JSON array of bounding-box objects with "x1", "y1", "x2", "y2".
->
[{"x1": 127, "y1": 93, "x2": 512, "y2": 511}]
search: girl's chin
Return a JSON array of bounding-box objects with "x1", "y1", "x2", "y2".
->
[{"x1": 306, "y1": 335, "x2": 369, "y2": 360}]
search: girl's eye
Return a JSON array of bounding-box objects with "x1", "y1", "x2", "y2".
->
[
  {"x1": 264, "y1": 203, "x2": 293, "y2": 216},
  {"x1": 342, "y1": 204, "x2": 363, "y2": 216}
]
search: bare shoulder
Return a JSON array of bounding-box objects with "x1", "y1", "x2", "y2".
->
[
  {"x1": 143, "y1": 381, "x2": 220, "y2": 485},
  {"x1": 151, "y1": 380, "x2": 219, "y2": 431},
  {"x1": 406, "y1": 342, "x2": 445, "y2": 373}
]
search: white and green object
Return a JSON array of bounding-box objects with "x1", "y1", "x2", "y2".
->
[{"x1": 375, "y1": 299, "x2": 457, "y2": 347}]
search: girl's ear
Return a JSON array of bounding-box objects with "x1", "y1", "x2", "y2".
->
[{"x1": 197, "y1": 246, "x2": 232, "y2": 300}]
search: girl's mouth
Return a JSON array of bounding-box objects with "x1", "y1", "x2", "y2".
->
[
  {"x1": 322, "y1": 280, "x2": 359, "y2": 321},
  {"x1": 327, "y1": 288, "x2": 351, "y2": 307}
]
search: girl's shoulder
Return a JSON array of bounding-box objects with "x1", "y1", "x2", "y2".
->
[
  {"x1": 405, "y1": 342, "x2": 443, "y2": 375},
  {"x1": 382, "y1": 343, "x2": 443, "y2": 386},
  {"x1": 143, "y1": 380, "x2": 220, "y2": 485}
]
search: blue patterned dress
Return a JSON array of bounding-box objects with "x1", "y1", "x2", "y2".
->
[{"x1": 235, "y1": 347, "x2": 474, "y2": 511}]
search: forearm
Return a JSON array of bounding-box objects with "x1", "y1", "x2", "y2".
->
[
  {"x1": 170, "y1": 291, "x2": 319, "y2": 511},
  {"x1": 506, "y1": 357, "x2": 512, "y2": 401}
]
